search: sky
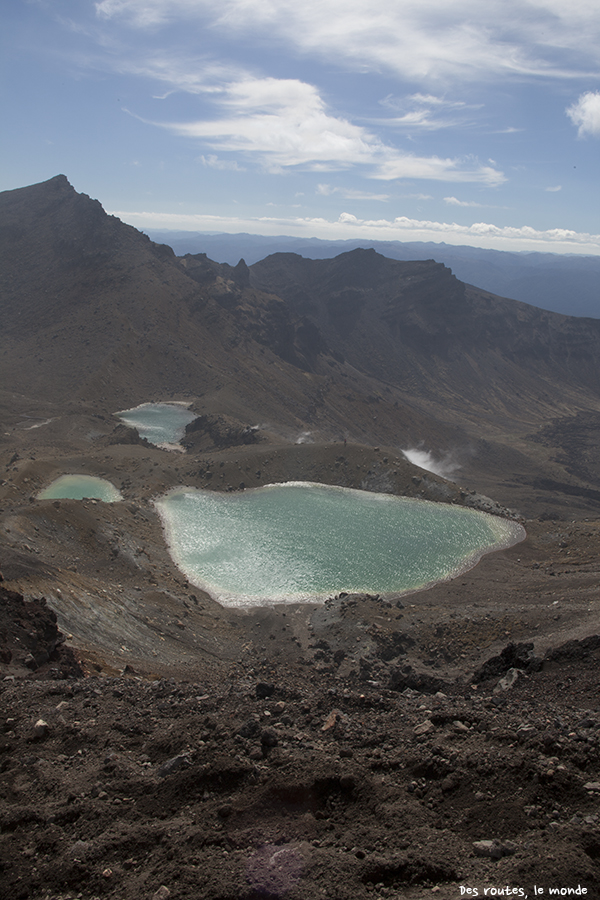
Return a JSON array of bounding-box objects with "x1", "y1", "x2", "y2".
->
[{"x1": 2, "y1": 0, "x2": 600, "y2": 254}]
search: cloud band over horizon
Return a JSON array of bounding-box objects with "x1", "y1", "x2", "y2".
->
[{"x1": 112, "y1": 207, "x2": 600, "y2": 255}]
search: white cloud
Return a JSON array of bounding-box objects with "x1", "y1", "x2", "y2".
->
[
  {"x1": 445, "y1": 196, "x2": 486, "y2": 207},
  {"x1": 145, "y1": 73, "x2": 506, "y2": 183},
  {"x1": 112, "y1": 207, "x2": 600, "y2": 254},
  {"x1": 444, "y1": 196, "x2": 511, "y2": 210},
  {"x1": 409, "y1": 94, "x2": 466, "y2": 108},
  {"x1": 95, "y1": 1, "x2": 600, "y2": 82},
  {"x1": 116, "y1": 56, "x2": 244, "y2": 96},
  {"x1": 317, "y1": 183, "x2": 390, "y2": 200},
  {"x1": 377, "y1": 93, "x2": 478, "y2": 131},
  {"x1": 373, "y1": 155, "x2": 505, "y2": 185},
  {"x1": 199, "y1": 154, "x2": 246, "y2": 171},
  {"x1": 567, "y1": 91, "x2": 600, "y2": 138},
  {"x1": 95, "y1": 0, "x2": 170, "y2": 26},
  {"x1": 156, "y1": 76, "x2": 382, "y2": 170},
  {"x1": 544, "y1": 185, "x2": 562, "y2": 192}
]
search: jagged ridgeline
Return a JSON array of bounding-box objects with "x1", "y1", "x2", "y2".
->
[{"x1": 2, "y1": 175, "x2": 600, "y2": 514}]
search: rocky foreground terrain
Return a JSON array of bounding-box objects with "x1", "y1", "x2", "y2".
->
[{"x1": 2, "y1": 579, "x2": 600, "y2": 900}]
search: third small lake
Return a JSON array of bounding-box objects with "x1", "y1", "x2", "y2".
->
[{"x1": 115, "y1": 402, "x2": 195, "y2": 448}]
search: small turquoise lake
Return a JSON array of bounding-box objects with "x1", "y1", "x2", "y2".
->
[
  {"x1": 156, "y1": 482, "x2": 524, "y2": 607},
  {"x1": 115, "y1": 402, "x2": 195, "y2": 447},
  {"x1": 38, "y1": 475, "x2": 122, "y2": 502}
]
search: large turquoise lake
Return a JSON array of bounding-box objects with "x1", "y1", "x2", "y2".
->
[{"x1": 156, "y1": 482, "x2": 524, "y2": 607}]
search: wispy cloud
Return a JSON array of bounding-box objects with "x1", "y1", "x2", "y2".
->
[
  {"x1": 115, "y1": 56, "x2": 245, "y2": 96},
  {"x1": 373, "y1": 155, "x2": 505, "y2": 186},
  {"x1": 155, "y1": 77, "x2": 383, "y2": 172},
  {"x1": 544, "y1": 185, "x2": 562, "y2": 192},
  {"x1": 567, "y1": 91, "x2": 600, "y2": 138},
  {"x1": 445, "y1": 196, "x2": 487, "y2": 207},
  {"x1": 377, "y1": 93, "x2": 478, "y2": 131},
  {"x1": 139, "y1": 73, "x2": 506, "y2": 183},
  {"x1": 200, "y1": 154, "x2": 246, "y2": 171},
  {"x1": 444, "y1": 195, "x2": 510, "y2": 208},
  {"x1": 95, "y1": 1, "x2": 600, "y2": 82},
  {"x1": 317, "y1": 184, "x2": 390, "y2": 200},
  {"x1": 410, "y1": 93, "x2": 467, "y2": 107}
]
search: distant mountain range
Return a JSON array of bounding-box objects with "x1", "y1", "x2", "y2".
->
[
  {"x1": 147, "y1": 230, "x2": 600, "y2": 319},
  {"x1": 2, "y1": 175, "x2": 600, "y2": 516}
]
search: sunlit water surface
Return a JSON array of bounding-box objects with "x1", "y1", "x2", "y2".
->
[
  {"x1": 38, "y1": 475, "x2": 122, "y2": 502},
  {"x1": 156, "y1": 482, "x2": 524, "y2": 607},
  {"x1": 115, "y1": 402, "x2": 195, "y2": 448}
]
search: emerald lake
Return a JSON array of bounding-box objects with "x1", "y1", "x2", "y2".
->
[
  {"x1": 115, "y1": 402, "x2": 195, "y2": 448},
  {"x1": 38, "y1": 475, "x2": 122, "y2": 502},
  {"x1": 156, "y1": 482, "x2": 524, "y2": 607}
]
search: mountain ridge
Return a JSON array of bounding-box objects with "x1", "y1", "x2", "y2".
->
[
  {"x1": 146, "y1": 228, "x2": 600, "y2": 318},
  {"x1": 249, "y1": 247, "x2": 600, "y2": 408}
]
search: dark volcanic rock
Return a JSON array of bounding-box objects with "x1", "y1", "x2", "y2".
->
[
  {"x1": 473, "y1": 642, "x2": 543, "y2": 682},
  {"x1": 388, "y1": 665, "x2": 447, "y2": 694},
  {"x1": 106, "y1": 423, "x2": 152, "y2": 447},
  {"x1": 0, "y1": 586, "x2": 83, "y2": 677},
  {"x1": 372, "y1": 630, "x2": 415, "y2": 661},
  {"x1": 256, "y1": 682, "x2": 276, "y2": 699},
  {"x1": 183, "y1": 414, "x2": 260, "y2": 451},
  {"x1": 545, "y1": 635, "x2": 600, "y2": 662}
]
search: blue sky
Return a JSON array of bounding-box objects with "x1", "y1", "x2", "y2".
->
[{"x1": 2, "y1": 0, "x2": 600, "y2": 253}]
